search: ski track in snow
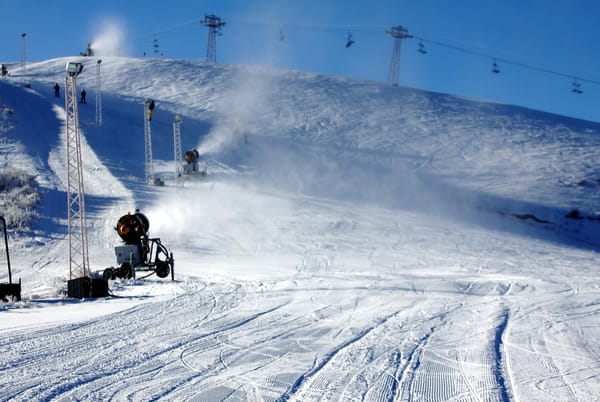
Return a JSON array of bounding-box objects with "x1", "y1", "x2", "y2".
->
[{"x1": 1, "y1": 57, "x2": 600, "y2": 401}]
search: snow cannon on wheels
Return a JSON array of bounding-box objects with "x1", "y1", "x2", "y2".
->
[
  {"x1": 103, "y1": 210, "x2": 174, "y2": 281},
  {"x1": 183, "y1": 149, "x2": 207, "y2": 176}
]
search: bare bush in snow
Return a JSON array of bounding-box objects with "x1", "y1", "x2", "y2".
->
[{"x1": 0, "y1": 169, "x2": 41, "y2": 229}]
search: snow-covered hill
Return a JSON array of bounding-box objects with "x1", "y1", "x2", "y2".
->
[{"x1": 1, "y1": 57, "x2": 599, "y2": 401}]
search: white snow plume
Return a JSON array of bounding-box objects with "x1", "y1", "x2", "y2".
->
[
  {"x1": 196, "y1": 70, "x2": 275, "y2": 155},
  {"x1": 195, "y1": 120, "x2": 242, "y2": 156},
  {"x1": 90, "y1": 18, "x2": 127, "y2": 57},
  {"x1": 146, "y1": 181, "x2": 293, "y2": 258}
]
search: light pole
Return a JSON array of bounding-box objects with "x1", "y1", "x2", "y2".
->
[
  {"x1": 173, "y1": 115, "x2": 183, "y2": 187},
  {"x1": 20, "y1": 33, "x2": 26, "y2": 84},
  {"x1": 95, "y1": 59, "x2": 102, "y2": 127},
  {"x1": 144, "y1": 99, "x2": 155, "y2": 185},
  {"x1": 64, "y1": 62, "x2": 91, "y2": 287}
]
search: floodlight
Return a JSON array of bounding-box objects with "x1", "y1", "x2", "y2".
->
[
  {"x1": 66, "y1": 62, "x2": 84, "y2": 77},
  {"x1": 97, "y1": 59, "x2": 102, "y2": 64}
]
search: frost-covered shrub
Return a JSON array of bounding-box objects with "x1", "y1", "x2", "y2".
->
[
  {"x1": 0, "y1": 169, "x2": 41, "y2": 229},
  {"x1": 1, "y1": 105, "x2": 14, "y2": 133}
]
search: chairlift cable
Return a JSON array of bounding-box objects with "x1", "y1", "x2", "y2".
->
[
  {"x1": 416, "y1": 36, "x2": 600, "y2": 86},
  {"x1": 134, "y1": 17, "x2": 600, "y2": 88}
]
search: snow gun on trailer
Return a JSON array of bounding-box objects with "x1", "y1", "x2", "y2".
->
[
  {"x1": 103, "y1": 210, "x2": 174, "y2": 281},
  {"x1": 183, "y1": 149, "x2": 207, "y2": 177}
]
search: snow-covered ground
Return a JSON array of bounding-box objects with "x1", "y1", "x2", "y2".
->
[{"x1": 1, "y1": 57, "x2": 600, "y2": 401}]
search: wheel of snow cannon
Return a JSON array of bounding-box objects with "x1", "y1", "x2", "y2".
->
[
  {"x1": 103, "y1": 268, "x2": 114, "y2": 280},
  {"x1": 155, "y1": 261, "x2": 170, "y2": 278},
  {"x1": 119, "y1": 263, "x2": 133, "y2": 279}
]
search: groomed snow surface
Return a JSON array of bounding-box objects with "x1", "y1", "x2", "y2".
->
[{"x1": 1, "y1": 57, "x2": 600, "y2": 401}]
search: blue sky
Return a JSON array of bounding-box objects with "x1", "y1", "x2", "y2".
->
[{"x1": 2, "y1": 0, "x2": 599, "y2": 123}]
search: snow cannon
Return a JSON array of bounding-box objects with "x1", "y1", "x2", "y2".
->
[
  {"x1": 103, "y1": 210, "x2": 174, "y2": 281},
  {"x1": 184, "y1": 149, "x2": 199, "y2": 163},
  {"x1": 116, "y1": 211, "x2": 149, "y2": 244},
  {"x1": 183, "y1": 149, "x2": 207, "y2": 176}
]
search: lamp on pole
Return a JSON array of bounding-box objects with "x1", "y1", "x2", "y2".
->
[
  {"x1": 95, "y1": 59, "x2": 103, "y2": 127},
  {"x1": 173, "y1": 115, "x2": 183, "y2": 187},
  {"x1": 20, "y1": 33, "x2": 26, "y2": 84},
  {"x1": 64, "y1": 62, "x2": 91, "y2": 284}
]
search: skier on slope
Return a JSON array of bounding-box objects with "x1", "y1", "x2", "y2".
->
[
  {"x1": 53, "y1": 83, "x2": 60, "y2": 97},
  {"x1": 80, "y1": 89, "x2": 87, "y2": 104}
]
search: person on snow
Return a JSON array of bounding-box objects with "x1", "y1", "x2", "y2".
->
[
  {"x1": 53, "y1": 83, "x2": 60, "y2": 97},
  {"x1": 147, "y1": 99, "x2": 155, "y2": 121},
  {"x1": 1, "y1": 64, "x2": 7, "y2": 77},
  {"x1": 80, "y1": 89, "x2": 87, "y2": 104}
]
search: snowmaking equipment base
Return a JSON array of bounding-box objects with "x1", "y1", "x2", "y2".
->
[
  {"x1": 0, "y1": 216, "x2": 21, "y2": 301},
  {"x1": 102, "y1": 211, "x2": 174, "y2": 281},
  {"x1": 67, "y1": 276, "x2": 109, "y2": 299}
]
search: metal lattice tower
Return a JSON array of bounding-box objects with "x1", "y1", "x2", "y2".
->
[
  {"x1": 386, "y1": 25, "x2": 412, "y2": 86},
  {"x1": 144, "y1": 99, "x2": 154, "y2": 185},
  {"x1": 173, "y1": 115, "x2": 184, "y2": 187},
  {"x1": 201, "y1": 14, "x2": 226, "y2": 63},
  {"x1": 95, "y1": 60, "x2": 103, "y2": 127},
  {"x1": 65, "y1": 70, "x2": 90, "y2": 280}
]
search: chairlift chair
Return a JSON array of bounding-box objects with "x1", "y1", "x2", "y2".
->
[
  {"x1": 418, "y1": 41, "x2": 427, "y2": 54},
  {"x1": 345, "y1": 33, "x2": 355, "y2": 48},
  {"x1": 492, "y1": 60, "x2": 500, "y2": 74},
  {"x1": 572, "y1": 80, "x2": 583, "y2": 94}
]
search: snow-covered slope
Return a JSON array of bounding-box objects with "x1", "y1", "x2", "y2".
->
[
  {"x1": 29, "y1": 58, "x2": 600, "y2": 234},
  {"x1": 1, "y1": 57, "x2": 599, "y2": 401}
]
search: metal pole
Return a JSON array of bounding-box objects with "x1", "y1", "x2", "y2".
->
[
  {"x1": 207, "y1": 25, "x2": 216, "y2": 62},
  {"x1": 144, "y1": 99, "x2": 154, "y2": 184},
  {"x1": 173, "y1": 115, "x2": 183, "y2": 187},
  {"x1": 65, "y1": 70, "x2": 90, "y2": 279},
  {"x1": 201, "y1": 15, "x2": 225, "y2": 63},
  {"x1": 20, "y1": 33, "x2": 26, "y2": 83},
  {"x1": 0, "y1": 216, "x2": 12, "y2": 284},
  {"x1": 95, "y1": 59, "x2": 103, "y2": 127},
  {"x1": 386, "y1": 26, "x2": 412, "y2": 86}
]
